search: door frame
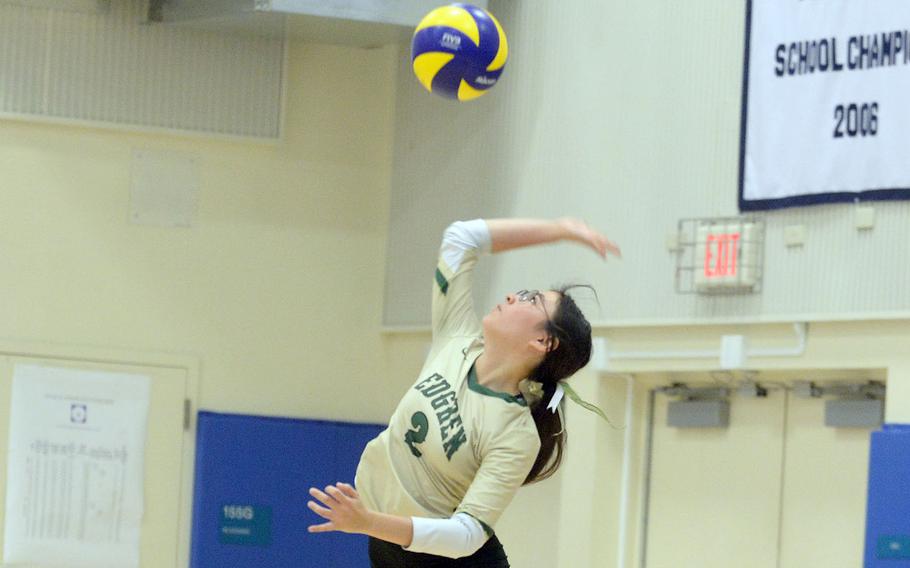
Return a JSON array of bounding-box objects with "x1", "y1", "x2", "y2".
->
[{"x1": 0, "y1": 338, "x2": 200, "y2": 568}]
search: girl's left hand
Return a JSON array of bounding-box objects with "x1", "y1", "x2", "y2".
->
[
  {"x1": 307, "y1": 482, "x2": 372, "y2": 534},
  {"x1": 557, "y1": 217, "x2": 621, "y2": 260}
]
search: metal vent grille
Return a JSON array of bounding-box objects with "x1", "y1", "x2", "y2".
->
[{"x1": 0, "y1": 0, "x2": 285, "y2": 138}]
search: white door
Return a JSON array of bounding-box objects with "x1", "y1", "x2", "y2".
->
[
  {"x1": 645, "y1": 388, "x2": 786, "y2": 568},
  {"x1": 0, "y1": 353, "x2": 189, "y2": 568},
  {"x1": 643, "y1": 380, "x2": 874, "y2": 568},
  {"x1": 778, "y1": 391, "x2": 871, "y2": 568}
]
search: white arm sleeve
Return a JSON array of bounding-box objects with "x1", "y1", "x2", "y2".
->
[
  {"x1": 441, "y1": 219, "x2": 492, "y2": 273},
  {"x1": 403, "y1": 512, "x2": 488, "y2": 559}
]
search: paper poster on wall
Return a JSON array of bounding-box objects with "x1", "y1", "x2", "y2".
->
[
  {"x1": 3, "y1": 364, "x2": 151, "y2": 568},
  {"x1": 739, "y1": 0, "x2": 910, "y2": 210}
]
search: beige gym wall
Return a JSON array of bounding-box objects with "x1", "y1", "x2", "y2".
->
[
  {"x1": 0, "y1": 39, "x2": 401, "y2": 564},
  {"x1": 0, "y1": 40, "x2": 399, "y2": 420}
]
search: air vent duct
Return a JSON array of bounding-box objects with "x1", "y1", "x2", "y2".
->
[{"x1": 150, "y1": 0, "x2": 489, "y2": 44}]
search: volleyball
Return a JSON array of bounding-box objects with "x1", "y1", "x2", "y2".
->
[{"x1": 411, "y1": 3, "x2": 508, "y2": 101}]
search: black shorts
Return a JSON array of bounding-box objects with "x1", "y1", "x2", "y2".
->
[{"x1": 368, "y1": 535, "x2": 510, "y2": 568}]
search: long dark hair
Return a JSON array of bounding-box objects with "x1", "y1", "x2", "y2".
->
[{"x1": 523, "y1": 284, "x2": 595, "y2": 485}]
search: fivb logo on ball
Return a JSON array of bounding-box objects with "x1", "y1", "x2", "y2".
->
[
  {"x1": 440, "y1": 32, "x2": 462, "y2": 50},
  {"x1": 411, "y1": 3, "x2": 508, "y2": 101}
]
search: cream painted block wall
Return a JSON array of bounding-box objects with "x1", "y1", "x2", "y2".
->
[
  {"x1": 386, "y1": 0, "x2": 910, "y2": 326},
  {"x1": 0, "y1": 41, "x2": 401, "y2": 423},
  {"x1": 0, "y1": 39, "x2": 402, "y2": 566}
]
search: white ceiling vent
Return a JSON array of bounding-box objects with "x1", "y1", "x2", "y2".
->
[
  {"x1": 0, "y1": 0, "x2": 108, "y2": 13},
  {"x1": 150, "y1": 0, "x2": 488, "y2": 46},
  {"x1": 0, "y1": 0, "x2": 284, "y2": 139}
]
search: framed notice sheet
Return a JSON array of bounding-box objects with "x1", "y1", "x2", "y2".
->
[
  {"x1": 739, "y1": 0, "x2": 910, "y2": 211},
  {"x1": 3, "y1": 364, "x2": 150, "y2": 568}
]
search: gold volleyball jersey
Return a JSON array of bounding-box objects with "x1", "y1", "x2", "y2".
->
[{"x1": 355, "y1": 222, "x2": 540, "y2": 534}]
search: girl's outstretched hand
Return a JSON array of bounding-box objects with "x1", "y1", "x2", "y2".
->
[
  {"x1": 307, "y1": 482, "x2": 371, "y2": 534},
  {"x1": 557, "y1": 217, "x2": 621, "y2": 259}
]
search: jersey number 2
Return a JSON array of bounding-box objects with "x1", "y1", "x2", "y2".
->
[{"x1": 404, "y1": 412, "x2": 429, "y2": 458}]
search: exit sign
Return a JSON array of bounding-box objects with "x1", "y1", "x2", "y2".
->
[
  {"x1": 694, "y1": 221, "x2": 763, "y2": 292},
  {"x1": 704, "y1": 232, "x2": 740, "y2": 278}
]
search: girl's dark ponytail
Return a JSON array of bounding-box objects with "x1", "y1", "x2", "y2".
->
[{"x1": 523, "y1": 285, "x2": 594, "y2": 485}]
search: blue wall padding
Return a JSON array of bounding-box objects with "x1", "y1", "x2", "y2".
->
[
  {"x1": 190, "y1": 411, "x2": 385, "y2": 568},
  {"x1": 864, "y1": 424, "x2": 910, "y2": 567}
]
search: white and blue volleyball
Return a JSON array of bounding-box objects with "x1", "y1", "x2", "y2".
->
[{"x1": 411, "y1": 3, "x2": 508, "y2": 101}]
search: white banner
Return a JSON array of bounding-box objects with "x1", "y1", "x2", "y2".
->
[
  {"x1": 740, "y1": 0, "x2": 910, "y2": 210},
  {"x1": 3, "y1": 365, "x2": 150, "y2": 568}
]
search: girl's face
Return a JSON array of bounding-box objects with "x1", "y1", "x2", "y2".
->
[{"x1": 483, "y1": 289, "x2": 561, "y2": 353}]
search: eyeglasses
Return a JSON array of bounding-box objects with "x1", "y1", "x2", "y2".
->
[
  {"x1": 517, "y1": 290, "x2": 557, "y2": 350},
  {"x1": 515, "y1": 289, "x2": 544, "y2": 306}
]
